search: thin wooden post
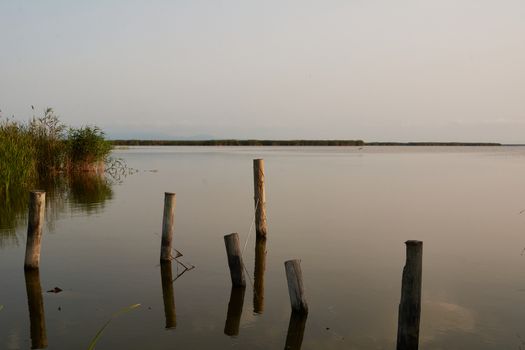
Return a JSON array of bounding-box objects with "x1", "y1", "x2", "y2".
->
[
  {"x1": 397, "y1": 240, "x2": 423, "y2": 350},
  {"x1": 285, "y1": 260, "x2": 308, "y2": 314},
  {"x1": 24, "y1": 269, "x2": 47, "y2": 349},
  {"x1": 224, "y1": 286, "x2": 246, "y2": 336},
  {"x1": 224, "y1": 233, "x2": 246, "y2": 287},
  {"x1": 160, "y1": 260, "x2": 176, "y2": 329},
  {"x1": 253, "y1": 159, "x2": 267, "y2": 238},
  {"x1": 253, "y1": 236, "x2": 267, "y2": 314},
  {"x1": 160, "y1": 192, "x2": 176, "y2": 261},
  {"x1": 24, "y1": 191, "x2": 45, "y2": 270}
]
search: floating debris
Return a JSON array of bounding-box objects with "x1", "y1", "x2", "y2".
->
[{"x1": 46, "y1": 287, "x2": 63, "y2": 294}]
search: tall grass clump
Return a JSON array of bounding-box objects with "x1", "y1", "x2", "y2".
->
[
  {"x1": 29, "y1": 108, "x2": 67, "y2": 173},
  {"x1": 0, "y1": 108, "x2": 113, "y2": 196},
  {"x1": 0, "y1": 119, "x2": 37, "y2": 198},
  {"x1": 67, "y1": 126, "x2": 112, "y2": 171}
]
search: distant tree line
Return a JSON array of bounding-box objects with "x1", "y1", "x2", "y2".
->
[
  {"x1": 111, "y1": 139, "x2": 501, "y2": 147},
  {"x1": 111, "y1": 139, "x2": 366, "y2": 146}
]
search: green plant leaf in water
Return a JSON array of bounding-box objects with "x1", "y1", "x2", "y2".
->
[{"x1": 87, "y1": 303, "x2": 141, "y2": 350}]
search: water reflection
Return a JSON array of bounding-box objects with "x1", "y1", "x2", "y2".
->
[
  {"x1": 68, "y1": 172, "x2": 113, "y2": 213},
  {"x1": 253, "y1": 236, "x2": 266, "y2": 314},
  {"x1": 160, "y1": 260, "x2": 176, "y2": 329},
  {"x1": 284, "y1": 311, "x2": 307, "y2": 350},
  {"x1": 0, "y1": 172, "x2": 113, "y2": 246},
  {"x1": 24, "y1": 269, "x2": 47, "y2": 349},
  {"x1": 224, "y1": 287, "x2": 246, "y2": 336}
]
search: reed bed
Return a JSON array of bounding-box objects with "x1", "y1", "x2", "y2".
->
[{"x1": 0, "y1": 108, "x2": 112, "y2": 197}]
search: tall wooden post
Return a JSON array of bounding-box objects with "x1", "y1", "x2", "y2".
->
[
  {"x1": 397, "y1": 240, "x2": 423, "y2": 350},
  {"x1": 160, "y1": 260, "x2": 176, "y2": 329},
  {"x1": 24, "y1": 269, "x2": 47, "y2": 349},
  {"x1": 253, "y1": 236, "x2": 266, "y2": 314},
  {"x1": 224, "y1": 233, "x2": 246, "y2": 287},
  {"x1": 160, "y1": 192, "x2": 176, "y2": 261},
  {"x1": 285, "y1": 260, "x2": 308, "y2": 314},
  {"x1": 253, "y1": 159, "x2": 267, "y2": 238},
  {"x1": 24, "y1": 191, "x2": 45, "y2": 270}
]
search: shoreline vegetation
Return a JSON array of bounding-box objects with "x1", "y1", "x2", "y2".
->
[
  {"x1": 0, "y1": 108, "x2": 112, "y2": 198},
  {"x1": 111, "y1": 139, "x2": 502, "y2": 147}
]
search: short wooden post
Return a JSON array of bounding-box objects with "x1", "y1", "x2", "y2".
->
[
  {"x1": 253, "y1": 236, "x2": 267, "y2": 314},
  {"x1": 160, "y1": 260, "x2": 176, "y2": 329},
  {"x1": 224, "y1": 233, "x2": 246, "y2": 287},
  {"x1": 224, "y1": 286, "x2": 246, "y2": 336},
  {"x1": 253, "y1": 159, "x2": 267, "y2": 238},
  {"x1": 24, "y1": 269, "x2": 47, "y2": 349},
  {"x1": 24, "y1": 191, "x2": 45, "y2": 270},
  {"x1": 397, "y1": 240, "x2": 423, "y2": 350},
  {"x1": 160, "y1": 192, "x2": 176, "y2": 261},
  {"x1": 285, "y1": 260, "x2": 308, "y2": 314}
]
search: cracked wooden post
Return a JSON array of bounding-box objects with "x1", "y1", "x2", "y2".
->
[
  {"x1": 24, "y1": 191, "x2": 45, "y2": 270},
  {"x1": 224, "y1": 233, "x2": 246, "y2": 287},
  {"x1": 253, "y1": 159, "x2": 267, "y2": 238},
  {"x1": 285, "y1": 260, "x2": 308, "y2": 314},
  {"x1": 160, "y1": 192, "x2": 176, "y2": 261},
  {"x1": 397, "y1": 240, "x2": 423, "y2": 350}
]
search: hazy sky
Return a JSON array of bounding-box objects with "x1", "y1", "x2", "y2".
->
[{"x1": 1, "y1": 1, "x2": 524, "y2": 142}]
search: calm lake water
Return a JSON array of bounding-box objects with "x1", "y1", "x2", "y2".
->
[{"x1": 2, "y1": 146, "x2": 525, "y2": 349}]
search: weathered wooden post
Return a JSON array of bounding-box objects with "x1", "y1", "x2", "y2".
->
[
  {"x1": 224, "y1": 286, "x2": 246, "y2": 336},
  {"x1": 253, "y1": 236, "x2": 266, "y2": 314},
  {"x1": 224, "y1": 233, "x2": 246, "y2": 287},
  {"x1": 24, "y1": 191, "x2": 45, "y2": 270},
  {"x1": 284, "y1": 311, "x2": 308, "y2": 350},
  {"x1": 160, "y1": 260, "x2": 176, "y2": 329},
  {"x1": 253, "y1": 159, "x2": 267, "y2": 238},
  {"x1": 397, "y1": 240, "x2": 423, "y2": 350},
  {"x1": 24, "y1": 269, "x2": 47, "y2": 349},
  {"x1": 160, "y1": 192, "x2": 176, "y2": 261},
  {"x1": 285, "y1": 260, "x2": 308, "y2": 314}
]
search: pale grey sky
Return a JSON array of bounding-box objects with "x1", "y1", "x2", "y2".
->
[{"x1": 1, "y1": 0, "x2": 524, "y2": 142}]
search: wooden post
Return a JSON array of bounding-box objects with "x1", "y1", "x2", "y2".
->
[
  {"x1": 160, "y1": 192, "x2": 176, "y2": 261},
  {"x1": 253, "y1": 236, "x2": 266, "y2": 314},
  {"x1": 285, "y1": 260, "x2": 308, "y2": 314},
  {"x1": 284, "y1": 311, "x2": 308, "y2": 350},
  {"x1": 24, "y1": 191, "x2": 45, "y2": 270},
  {"x1": 24, "y1": 269, "x2": 47, "y2": 349},
  {"x1": 253, "y1": 159, "x2": 267, "y2": 238},
  {"x1": 224, "y1": 233, "x2": 246, "y2": 287},
  {"x1": 160, "y1": 260, "x2": 176, "y2": 329},
  {"x1": 397, "y1": 240, "x2": 423, "y2": 350},
  {"x1": 224, "y1": 286, "x2": 246, "y2": 336}
]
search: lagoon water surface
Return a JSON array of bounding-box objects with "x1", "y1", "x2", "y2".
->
[{"x1": 2, "y1": 146, "x2": 525, "y2": 349}]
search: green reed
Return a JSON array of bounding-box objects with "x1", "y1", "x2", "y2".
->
[{"x1": 0, "y1": 108, "x2": 113, "y2": 197}]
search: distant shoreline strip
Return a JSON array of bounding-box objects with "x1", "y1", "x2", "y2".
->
[{"x1": 110, "y1": 140, "x2": 502, "y2": 146}]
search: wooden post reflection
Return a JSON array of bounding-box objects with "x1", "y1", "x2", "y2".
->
[
  {"x1": 224, "y1": 286, "x2": 246, "y2": 336},
  {"x1": 253, "y1": 236, "x2": 266, "y2": 314},
  {"x1": 284, "y1": 311, "x2": 307, "y2": 350},
  {"x1": 160, "y1": 260, "x2": 176, "y2": 329},
  {"x1": 24, "y1": 269, "x2": 47, "y2": 349}
]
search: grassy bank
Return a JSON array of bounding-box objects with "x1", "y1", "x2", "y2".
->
[{"x1": 0, "y1": 108, "x2": 112, "y2": 197}]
